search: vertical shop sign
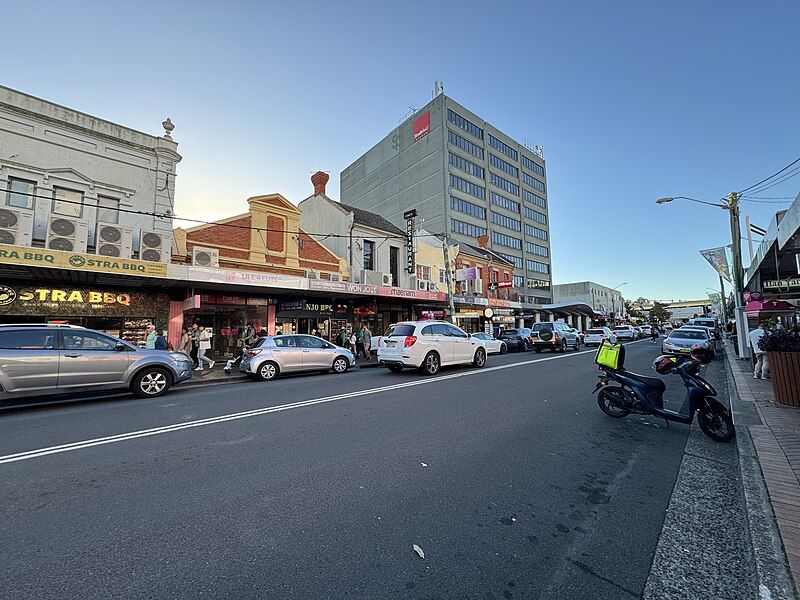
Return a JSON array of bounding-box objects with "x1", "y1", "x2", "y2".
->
[{"x1": 404, "y1": 208, "x2": 416, "y2": 274}]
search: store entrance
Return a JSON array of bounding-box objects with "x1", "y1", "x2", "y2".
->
[{"x1": 184, "y1": 305, "x2": 266, "y2": 359}]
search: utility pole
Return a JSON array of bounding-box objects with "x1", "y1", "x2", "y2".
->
[
  {"x1": 441, "y1": 231, "x2": 457, "y2": 323},
  {"x1": 719, "y1": 274, "x2": 726, "y2": 321},
  {"x1": 726, "y1": 191, "x2": 749, "y2": 358}
]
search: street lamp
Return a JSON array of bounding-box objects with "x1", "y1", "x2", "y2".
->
[
  {"x1": 656, "y1": 192, "x2": 745, "y2": 353},
  {"x1": 610, "y1": 282, "x2": 627, "y2": 324}
]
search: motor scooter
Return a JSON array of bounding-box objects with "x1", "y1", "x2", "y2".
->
[{"x1": 592, "y1": 353, "x2": 735, "y2": 442}]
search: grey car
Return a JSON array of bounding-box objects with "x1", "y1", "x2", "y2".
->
[
  {"x1": 0, "y1": 324, "x2": 193, "y2": 401},
  {"x1": 241, "y1": 334, "x2": 356, "y2": 381},
  {"x1": 530, "y1": 321, "x2": 581, "y2": 352}
]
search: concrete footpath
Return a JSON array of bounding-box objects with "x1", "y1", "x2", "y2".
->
[{"x1": 725, "y1": 340, "x2": 799, "y2": 598}]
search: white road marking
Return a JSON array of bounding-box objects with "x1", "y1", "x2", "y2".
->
[{"x1": 0, "y1": 340, "x2": 651, "y2": 465}]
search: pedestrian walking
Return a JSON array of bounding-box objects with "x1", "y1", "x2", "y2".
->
[
  {"x1": 178, "y1": 327, "x2": 192, "y2": 356},
  {"x1": 355, "y1": 325, "x2": 365, "y2": 359},
  {"x1": 195, "y1": 325, "x2": 215, "y2": 371},
  {"x1": 650, "y1": 324, "x2": 659, "y2": 343},
  {"x1": 361, "y1": 322, "x2": 372, "y2": 362},
  {"x1": 154, "y1": 329, "x2": 169, "y2": 350},
  {"x1": 190, "y1": 323, "x2": 200, "y2": 366},
  {"x1": 748, "y1": 322, "x2": 770, "y2": 380},
  {"x1": 349, "y1": 331, "x2": 357, "y2": 355},
  {"x1": 145, "y1": 324, "x2": 157, "y2": 349}
]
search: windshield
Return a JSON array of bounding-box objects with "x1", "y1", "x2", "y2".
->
[
  {"x1": 669, "y1": 330, "x2": 706, "y2": 340},
  {"x1": 587, "y1": 329, "x2": 605, "y2": 334},
  {"x1": 386, "y1": 324, "x2": 416, "y2": 337}
]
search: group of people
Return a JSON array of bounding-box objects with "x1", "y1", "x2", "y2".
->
[
  {"x1": 162, "y1": 323, "x2": 216, "y2": 372},
  {"x1": 335, "y1": 323, "x2": 373, "y2": 361}
]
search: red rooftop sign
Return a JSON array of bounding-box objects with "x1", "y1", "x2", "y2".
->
[{"x1": 412, "y1": 111, "x2": 430, "y2": 141}]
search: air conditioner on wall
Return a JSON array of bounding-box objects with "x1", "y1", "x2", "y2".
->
[
  {"x1": 416, "y1": 278, "x2": 429, "y2": 291},
  {"x1": 46, "y1": 215, "x2": 89, "y2": 253},
  {"x1": 139, "y1": 229, "x2": 167, "y2": 262},
  {"x1": 191, "y1": 246, "x2": 219, "y2": 268},
  {"x1": 95, "y1": 222, "x2": 133, "y2": 259},
  {"x1": 381, "y1": 272, "x2": 393, "y2": 286},
  {"x1": 361, "y1": 269, "x2": 386, "y2": 286},
  {"x1": 305, "y1": 269, "x2": 318, "y2": 279},
  {"x1": 329, "y1": 274, "x2": 341, "y2": 282},
  {"x1": 0, "y1": 206, "x2": 34, "y2": 246},
  {"x1": 465, "y1": 278, "x2": 483, "y2": 295},
  {"x1": 426, "y1": 281, "x2": 439, "y2": 292}
]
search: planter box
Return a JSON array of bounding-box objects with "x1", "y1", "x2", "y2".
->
[{"x1": 768, "y1": 351, "x2": 800, "y2": 407}]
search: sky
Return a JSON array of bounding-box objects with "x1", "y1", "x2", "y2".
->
[{"x1": 2, "y1": 0, "x2": 799, "y2": 302}]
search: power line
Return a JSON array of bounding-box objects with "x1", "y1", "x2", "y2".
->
[
  {"x1": 742, "y1": 165, "x2": 800, "y2": 196},
  {"x1": 740, "y1": 198, "x2": 795, "y2": 204},
  {"x1": 3, "y1": 189, "x2": 440, "y2": 242},
  {"x1": 741, "y1": 195, "x2": 796, "y2": 200},
  {"x1": 737, "y1": 156, "x2": 800, "y2": 194}
]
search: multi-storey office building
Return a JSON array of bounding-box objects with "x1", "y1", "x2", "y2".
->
[{"x1": 340, "y1": 93, "x2": 552, "y2": 305}]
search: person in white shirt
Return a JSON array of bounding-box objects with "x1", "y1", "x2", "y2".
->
[
  {"x1": 748, "y1": 323, "x2": 769, "y2": 380},
  {"x1": 195, "y1": 325, "x2": 215, "y2": 371}
]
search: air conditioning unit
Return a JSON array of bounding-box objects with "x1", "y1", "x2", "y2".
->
[
  {"x1": 329, "y1": 274, "x2": 341, "y2": 282},
  {"x1": 46, "y1": 215, "x2": 89, "y2": 253},
  {"x1": 191, "y1": 246, "x2": 219, "y2": 268},
  {"x1": 95, "y1": 222, "x2": 133, "y2": 259},
  {"x1": 426, "y1": 281, "x2": 439, "y2": 292},
  {"x1": 381, "y1": 272, "x2": 393, "y2": 286},
  {"x1": 305, "y1": 269, "x2": 318, "y2": 279},
  {"x1": 465, "y1": 278, "x2": 484, "y2": 295},
  {"x1": 361, "y1": 269, "x2": 386, "y2": 286},
  {"x1": 416, "y1": 278, "x2": 429, "y2": 291},
  {"x1": 139, "y1": 229, "x2": 167, "y2": 262},
  {"x1": 0, "y1": 207, "x2": 34, "y2": 246}
]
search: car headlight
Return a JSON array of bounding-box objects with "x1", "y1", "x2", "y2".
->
[{"x1": 170, "y1": 352, "x2": 189, "y2": 362}]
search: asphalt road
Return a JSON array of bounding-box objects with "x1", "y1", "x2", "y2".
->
[{"x1": 1, "y1": 340, "x2": 713, "y2": 599}]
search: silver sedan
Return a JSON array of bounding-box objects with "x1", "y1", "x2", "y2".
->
[
  {"x1": 470, "y1": 332, "x2": 507, "y2": 355},
  {"x1": 241, "y1": 334, "x2": 356, "y2": 381}
]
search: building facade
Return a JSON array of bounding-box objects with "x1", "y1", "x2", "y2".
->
[
  {"x1": 552, "y1": 281, "x2": 625, "y2": 322},
  {"x1": 340, "y1": 92, "x2": 552, "y2": 306}
]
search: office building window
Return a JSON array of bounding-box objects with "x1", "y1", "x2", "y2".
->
[
  {"x1": 450, "y1": 174, "x2": 485, "y2": 199},
  {"x1": 449, "y1": 152, "x2": 485, "y2": 179},
  {"x1": 521, "y1": 155, "x2": 545, "y2": 176},
  {"x1": 524, "y1": 206, "x2": 547, "y2": 224},
  {"x1": 447, "y1": 109, "x2": 483, "y2": 140},
  {"x1": 451, "y1": 218, "x2": 487, "y2": 238},
  {"x1": 53, "y1": 187, "x2": 84, "y2": 218},
  {"x1": 488, "y1": 134, "x2": 518, "y2": 160},
  {"x1": 499, "y1": 253, "x2": 523, "y2": 269},
  {"x1": 489, "y1": 153, "x2": 518, "y2": 177},
  {"x1": 448, "y1": 129, "x2": 484, "y2": 159},
  {"x1": 451, "y1": 195, "x2": 486, "y2": 219},
  {"x1": 522, "y1": 171, "x2": 546, "y2": 192},
  {"x1": 416, "y1": 264, "x2": 431, "y2": 281},
  {"x1": 525, "y1": 224, "x2": 548, "y2": 240},
  {"x1": 363, "y1": 240, "x2": 375, "y2": 271},
  {"x1": 491, "y1": 191, "x2": 519, "y2": 213},
  {"x1": 527, "y1": 260, "x2": 549, "y2": 274},
  {"x1": 513, "y1": 275, "x2": 524, "y2": 287},
  {"x1": 523, "y1": 189, "x2": 547, "y2": 209},
  {"x1": 491, "y1": 211, "x2": 521, "y2": 231},
  {"x1": 491, "y1": 231, "x2": 522, "y2": 250},
  {"x1": 97, "y1": 196, "x2": 120, "y2": 224},
  {"x1": 490, "y1": 172, "x2": 519, "y2": 196},
  {"x1": 525, "y1": 241, "x2": 549, "y2": 257},
  {"x1": 6, "y1": 178, "x2": 35, "y2": 209}
]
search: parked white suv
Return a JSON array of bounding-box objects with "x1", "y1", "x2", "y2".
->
[{"x1": 377, "y1": 320, "x2": 487, "y2": 375}]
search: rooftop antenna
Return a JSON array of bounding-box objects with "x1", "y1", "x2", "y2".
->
[{"x1": 433, "y1": 80, "x2": 444, "y2": 99}]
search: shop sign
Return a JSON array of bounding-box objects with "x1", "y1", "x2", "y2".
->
[
  {"x1": 456, "y1": 310, "x2": 482, "y2": 318},
  {"x1": 417, "y1": 309, "x2": 446, "y2": 319},
  {"x1": 305, "y1": 302, "x2": 333, "y2": 314},
  {"x1": 483, "y1": 308, "x2": 494, "y2": 318},
  {"x1": 404, "y1": 209, "x2": 416, "y2": 274},
  {"x1": 174, "y1": 265, "x2": 306, "y2": 290},
  {"x1": 215, "y1": 294, "x2": 247, "y2": 305},
  {"x1": 453, "y1": 295, "x2": 489, "y2": 306},
  {"x1": 764, "y1": 278, "x2": 800, "y2": 292},
  {"x1": 412, "y1": 112, "x2": 430, "y2": 142},
  {"x1": 378, "y1": 286, "x2": 445, "y2": 301},
  {"x1": 0, "y1": 284, "x2": 136, "y2": 311},
  {"x1": 277, "y1": 299, "x2": 333, "y2": 314},
  {"x1": 183, "y1": 295, "x2": 201, "y2": 310},
  {"x1": 246, "y1": 296, "x2": 271, "y2": 306},
  {"x1": 456, "y1": 266, "x2": 478, "y2": 281},
  {"x1": 0, "y1": 243, "x2": 167, "y2": 278},
  {"x1": 354, "y1": 304, "x2": 377, "y2": 317},
  {"x1": 278, "y1": 300, "x2": 305, "y2": 311},
  {"x1": 527, "y1": 278, "x2": 551, "y2": 290}
]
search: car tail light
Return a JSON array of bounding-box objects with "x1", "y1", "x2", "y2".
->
[
  {"x1": 248, "y1": 349, "x2": 262, "y2": 356},
  {"x1": 404, "y1": 335, "x2": 417, "y2": 347}
]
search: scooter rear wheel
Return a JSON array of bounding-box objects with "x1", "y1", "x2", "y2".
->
[
  {"x1": 598, "y1": 387, "x2": 630, "y2": 418},
  {"x1": 697, "y1": 403, "x2": 735, "y2": 442}
]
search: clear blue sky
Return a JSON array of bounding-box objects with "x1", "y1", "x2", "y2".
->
[{"x1": 2, "y1": 0, "x2": 799, "y2": 302}]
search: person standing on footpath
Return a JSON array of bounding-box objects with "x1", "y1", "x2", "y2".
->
[
  {"x1": 361, "y1": 322, "x2": 372, "y2": 362},
  {"x1": 195, "y1": 325, "x2": 215, "y2": 371},
  {"x1": 355, "y1": 325, "x2": 365, "y2": 359},
  {"x1": 145, "y1": 324, "x2": 157, "y2": 349},
  {"x1": 748, "y1": 322, "x2": 770, "y2": 380},
  {"x1": 178, "y1": 327, "x2": 192, "y2": 356},
  {"x1": 154, "y1": 329, "x2": 169, "y2": 350},
  {"x1": 650, "y1": 323, "x2": 659, "y2": 343}
]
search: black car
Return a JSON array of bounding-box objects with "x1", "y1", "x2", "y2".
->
[{"x1": 497, "y1": 328, "x2": 532, "y2": 352}]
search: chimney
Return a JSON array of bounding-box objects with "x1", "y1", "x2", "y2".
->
[
  {"x1": 311, "y1": 171, "x2": 329, "y2": 196},
  {"x1": 476, "y1": 234, "x2": 489, "y2": 248}
]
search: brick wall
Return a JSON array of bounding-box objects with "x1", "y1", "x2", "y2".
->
[
  {"x1": 266, "y1": 215, "x2": 284, "y2": 252},
  {"x1": 187, "y1": 216, "x2": 251, "y2": 249}
]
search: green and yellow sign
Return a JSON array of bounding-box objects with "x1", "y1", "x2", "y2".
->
[{"x1": 0, "y1": 243, "x2": 167, "y2": 278}]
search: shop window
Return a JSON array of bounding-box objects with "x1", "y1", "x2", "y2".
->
[
  {"x1": 0, "y1": 329, "x2": 55, "y2": 349},
  {"x1": 62, "y1": 331, "x2": 117, "y2": 351},
  {"x1": 97, "y1": 196, "x2": 120, "y2": 224},
  {"x1": 389, "y1": 246, "x2": 399, "y2": 286},
  {"x1": 6, "y1": 178, "x2": 36, "y2": 209},
  {"x1": 53, "y1": 187, "x2": 84, "y2": 218},
  {"x1": 363, "y1": 240, "x2": 375, "y2": 271}
]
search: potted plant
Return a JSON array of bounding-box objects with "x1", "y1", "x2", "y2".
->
[{"x1": 759, "y1": 324, "x2": 800, "y2": 406}]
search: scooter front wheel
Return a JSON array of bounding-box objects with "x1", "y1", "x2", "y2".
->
[
  {"x1": 597, "y1": 387, "x2": 630, "y2": 418},
  {"x1": 697, "y1": 402, "x2": 735, "y2": 442}
]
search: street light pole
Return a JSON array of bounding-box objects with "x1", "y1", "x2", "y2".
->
[
  {"x1": 610, "y1": 282, "x2": 627, "y2": 324},
  {"x1": 441, "y1": 230, "x2": 457, "y2": 324}
]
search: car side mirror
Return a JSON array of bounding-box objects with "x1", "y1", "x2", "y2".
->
[{"x1": 114, "y1": 342, "x2": 127, "y2": 351}]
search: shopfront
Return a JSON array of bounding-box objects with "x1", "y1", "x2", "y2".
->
[
  {"x1": 275, "y1": 299, "x2": 350, "y2": 341},
  {"x1": 183, "y1": 292, "x2": 272, "y2": 358},
  {"x1": 0, "y1": 280, "x2": 170, "y2": 347}
]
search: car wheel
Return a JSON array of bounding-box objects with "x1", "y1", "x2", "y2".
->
[
  {"x1": 332, "y1": 356, "x2": 349, "y2": 374},
  {"x1": 473, "y1": 348, "x2": 486, "y2": 368},
  {"x1": 132, "y1": 367, "x2": 172, "y2": 398},
  {"x1": 573, "y1": 339, "x2": 580, "y2": 351},
  {"x1": 387, "y1": 365, "x2": 404, "y2": 373},
  {"x1": 256, "y1": 361, "x2": 279, "y2": 381},
  {"x1": 560, "y1": 340, "x2": 568, "y2": 352},
  {"x1": 499, "y1": 342, "x2": 507, "y2": 354},
  {"x1": 420, "y1": 352, "x2": 440, "y2": 375}
]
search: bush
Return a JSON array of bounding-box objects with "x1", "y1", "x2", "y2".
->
[{"x1": 759, "y1": 323, "x2": 800, "y2": 353}]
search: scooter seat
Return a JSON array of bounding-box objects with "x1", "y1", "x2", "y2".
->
[{"x1": 619, "y1": 369, "x2": 666, "y2": 392}]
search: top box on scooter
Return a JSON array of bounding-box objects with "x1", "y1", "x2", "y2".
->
[{"x1": 595, "y1": 339, "x2": 626, "y2": 370}]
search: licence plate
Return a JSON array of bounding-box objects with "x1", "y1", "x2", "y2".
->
[{"x1": 385, "y1": 339, "x2": 397, "y2": 347}]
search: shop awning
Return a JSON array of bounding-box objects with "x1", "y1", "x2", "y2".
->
[
  {"x1": 540, "y1": 301, "x2": 600, "y2": 318},
  {"x1": 744, "y1": 298, "x2": 797, "y2": 318}
]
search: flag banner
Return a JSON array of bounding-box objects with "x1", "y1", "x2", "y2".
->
[{"x1": 699, "y1": 246, "x2": 732, "y2": 283}]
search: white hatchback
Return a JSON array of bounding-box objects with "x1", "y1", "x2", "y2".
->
[
  {"x1": 584, "y1": 327, "x2": 617, "y2": 346},
  {"x1": 378, "y1": 321, "x2": 488, "y2": 375}
]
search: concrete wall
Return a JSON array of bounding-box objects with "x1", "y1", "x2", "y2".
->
[{"x1": 0, "y1": 85, "x2": 180, "y2": 257}]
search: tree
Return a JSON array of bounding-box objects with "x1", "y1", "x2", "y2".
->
[
  {"x1": 650, "y1": 301, "x2": 672, "y2": 324},
  {"x1": 624, "y1": 300, "x2": 642, "y2": 318}
]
